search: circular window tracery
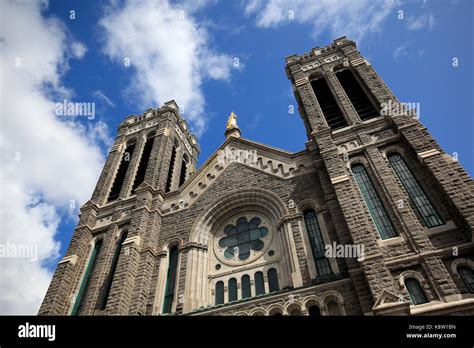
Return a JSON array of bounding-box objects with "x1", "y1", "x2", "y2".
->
[{"x1": 214, "y1": 214, "x2": 272, "y2": 266}]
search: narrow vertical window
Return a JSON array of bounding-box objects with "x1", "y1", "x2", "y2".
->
[
  {"x1": 241, "y1": 275, "x2": 251, "y2": 299},
  {"x1": 108, "y1": 143, "x2": 136, "y2": 202},
  {"x1": 351, "y1": 164, "x2": 398, "y2": 239},
  {"x1": 255, "y1": 271, "x2": 265, "y2": 296},
  {"x1": 215, "y1": 281, "x2": 224, "y2": 305},
  {"x1": 162, "y1": 246, "x2": 179, "y2": 314},
  {"x1": 100, "y1": 232, "x2": 128, "y2": 310},
  {"x1": 267, "y1": 268, "x2": 280, "y2": 292},
  {"x1": 71, "y1": 239, "x2": 103, "y2": 315},
  {"x1": 310, "y1": 77, "x2": 347, "y2": 129},
  {"x1": 178, "y1": 158, "x2": 187, "y2": 188},
  {"x1": 388, "y1": 154, "x2": 443, "y2": 228},
  {"x1": 335, "y1": 68, "x2": 379, "y2": 120},
  {"x1": 303, "y1": 209, "x2": 332, "y2": 276},
  {"x1": 405, "y1": 278, "x2": 428, "y2": 305},
  {"x1": 131, "y1": 135, "x2": 155, "y2": 193},
  {"x1": 165, "y1": 146, "x2": 177, "y2": 193},
  {"x1": 228, "y1": 278, "x2": 237, "y2": 302},
  {"x1": 458, "y1": 267, "x2": 474, "y2": 293}
]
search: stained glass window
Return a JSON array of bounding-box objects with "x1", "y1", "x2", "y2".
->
[
  {"x1": 255, "y1": 272, "x2": 265, "y2": 296},
  {"x1": 405, "y1": 278, "x2": 428, "y2": 305},
  {"x1": 71, "y1": 239, "x2": 103, "y2": 315},
  {"x1": 458, "y1": 267, "x2": 474, "y2": 294},
  {"x1": 303, "y1": 210, "x2": 332, "y2": 276},
  {"x1": 215, "y1": 281, "x2": 224, "y2": 305},
  {"x1": 218, "y1": 217, "x2": 268, "y2": 261},
  {"x1": 352, "y1": 164, "x2": 398, "y2": 239},
  {"x1": 268, "y1": 268, "x2": 279, "y2": 292},
  {"x1": 162, "y1": 246, "x2": 179, "y2": 313},
  {"x1": 228, "y1": 278, "x2": 238, "y2": 302},
  {"x1": 388, "y1": 154, "x2": 443, "y2": 228},
  {"x1": 241, "y1": 275, "x2": 251, "y2": 299}
]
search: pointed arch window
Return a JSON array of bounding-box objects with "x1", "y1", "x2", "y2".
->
[
  {"x1": 310, "y1": 76, "x2": 347, "y2": 129},
  {"x1": 215, "y1": 281, "x2": 224, "y2": 305},
  {"x1": 100, "y1": 232, "x2": 128, "y2": 310},
  {"x1": 267, "y1": 268, "x2": 280, "y2": 292},
  {"x1": 162, "y1": 246, "x2": 179, "y2": 314},
  {"x1": 335, "y1": 68, "x2": 379, "y2": 120},
  {"x1": 405, "y1": 278, "x2": 428, "y2": 305},
  {"x1": 255, "y1": 272, "x2": 265, "y2": 296},
  {"x1": 108, "y1": 142, "x2": 136, "y2": 202},
  {"x1": 228, "y1": 278, "x2": 238, "y2": 302},
  {"x1": 458, "y1": 266, "x2": 474, "y2": 293},
  {"x1": 131, "y1": 135, "x2": 155, "y2": 193},
  {"x1": 165, "y1": 146, "x2": 177, "y2": 193},
  {"x1": 303, "y1": 209, "x2": 332, "y2": 276},
  {"x1": 388, "y1": 154, "x2": 443, "y2": 228},
  {"x1": 351, "y1": 164, "x2": 398, "y2": 239},
  {"x1": 71, "y1": 239, "x2": 103, "y2": 315},
  {"x1": 241, "y1": 275, "x2": 251, "y2": 299}
]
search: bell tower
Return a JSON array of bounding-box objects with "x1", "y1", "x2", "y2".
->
[
  {"x1": 286, "y1": 37, "x2": 473, "y2": 314},
  {"x1": 39, "y1": 100, "x2": 200, "y2": 315}
]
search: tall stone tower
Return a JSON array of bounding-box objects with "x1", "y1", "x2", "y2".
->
[{"x1": 39, "y1": 38, "x2": 474, "y2": 316}]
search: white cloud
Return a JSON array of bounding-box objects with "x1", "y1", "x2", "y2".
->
[
  {"x1": 407, "y1": 14, "x2": 436, "y2": 31},
  {"x1": 71, "y1": 42, "x2": 87, "y2": 59},
  {"x1": 243, "y1": 0, "x2": 397, "y2": 42},
  {"x1": 0, "y1": 0, "x2": 108, "y2": 314},
  {"x1": 99, "y1": 0, "x2": 240, "y2": 136}
]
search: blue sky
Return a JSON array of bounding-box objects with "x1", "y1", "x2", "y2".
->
[{"x1": 1, "y1": 0, "x2": 472, "y2": 313}]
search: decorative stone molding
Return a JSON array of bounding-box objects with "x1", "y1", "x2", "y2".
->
[
  {"x1": 331, "y1": 175, "x2": 350, "y2": 185},
  {"x1": 59, "y1": 254, "x2": 78, "y2": 265},
  {"x1": 294, "y1": 77, "x2": 309, "y2": 86},
  {"x1": 123, "y1": 235, "x2": 142, "y2": 248},
  {"x1": 398, "y1": 270, "x2": 425, "y2": 287},
  {"x1": 417, "y1": 149, "x2": 440, "y2": 160}
]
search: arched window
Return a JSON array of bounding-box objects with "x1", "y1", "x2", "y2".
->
[
  {"x1": 131, "y1": 135, "x2": 155, "y2": 193},
  {"x1": 215, "y1": 281, "x2": 224, "y2": 305},
  {"x1": 388, "y1": 154, "x2": 443, "y2": 228},
  {"x1": 327, "y1": 301, "x2": 342, "y2": 315},
  {"x1": 255, "y1": 272, "x2": 265, "y2": 296},
  {"x1": 162, "y1": 246, "x2": 179, "y2": 314},
  {"x1": 165, "y1": 146, "x2": 177, "y2": 193},
  {"x1": 267, "y1": 268, "x2": 279, "y2": 292},
  {"x1": 458, "y1": 266, "x2": 474, "y2": 293},
  {"x1": 351, "y1": 164, "x2": 398, "y2": 239},
  {"x1": 310, "y1": 76, "x2": 347, "y2": 129},
  {"x1": 405, "y1": 278, "x2": 428, "y2": 305},
  {"x1": 303, "y1": 209, "x2": 332, "y2": 276},
  {"x1": 228, "y1": 278, "x2": 238, "y2": 302},
  {"x1": 178, "y1": 156, "x2": 187, "y2": 188},
  {"x1": 335, "y1": 68, "x2": 379, "y2": 121},
  {"x1": 308, "y1": 305, "x2": 321, "y2": 316},
  {"x1": 71, "y1": 239, "x2": 103, "y2": 315},
  {"x1": 241, "y1": 275, "x2": 251, "y2": 299},
  {"x1": 108, "y1": 142, "x2": 136, "y2": 202},
  {"x1": 100, "y1": 232, "x2": 128, "y2": 310}
]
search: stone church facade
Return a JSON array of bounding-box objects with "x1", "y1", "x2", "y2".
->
[{"x1": 39, "y1": 37, "x2": 474, "y2": 316}]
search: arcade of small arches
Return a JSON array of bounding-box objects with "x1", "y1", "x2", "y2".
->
[{"x1": 231, "y1": 293, "x2": 346, "y2": 316}]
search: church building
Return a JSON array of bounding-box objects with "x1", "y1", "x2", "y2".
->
[{"x1": 39, "y1": 37, "x2": 474, "y2": 316}]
